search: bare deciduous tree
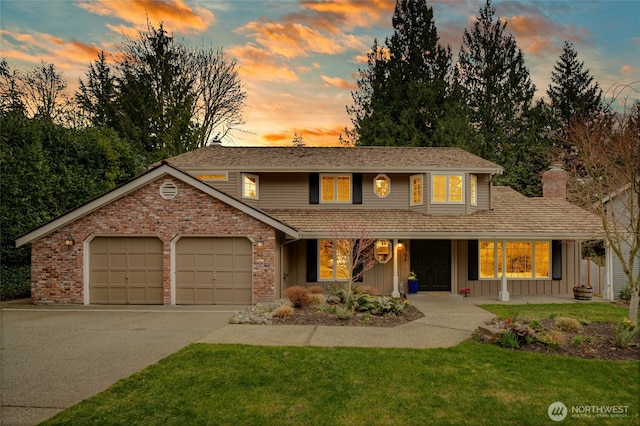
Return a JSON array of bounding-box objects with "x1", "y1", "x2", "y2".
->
[
  {"x1": 567, "y1": 95, "x2": 639, "y2": 321},
  {"x1": 328, "y1": 220, "x2": 378, "y2": 310},
  {"x1": 22, "y1": 61, "x2": 69, "y2": 123}
]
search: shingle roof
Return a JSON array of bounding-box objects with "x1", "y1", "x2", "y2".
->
[
  {"x1": 264, "y1": 186, "x2": 603, "y2": 239},
  {"x1": 164, "y1": 146, "x2": 503, "y2": 173}
]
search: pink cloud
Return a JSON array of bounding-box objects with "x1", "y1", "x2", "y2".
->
[{"x1": 228, "y1": 44, "x2": 299, "y2": 83}]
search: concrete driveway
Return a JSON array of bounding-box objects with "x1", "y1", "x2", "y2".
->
[{"x1": 0, "y1": 300, "x2": 237, "y2": 426}]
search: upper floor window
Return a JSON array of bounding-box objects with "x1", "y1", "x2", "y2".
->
[
  {"x1": 196, "y1": 172, "x2": 228, "y2": 181},
  {"x1": 432, "y1": 174, "x2": 464, "y2": 204},
  {"x1": 321, "y1": 174, "x2": 351, "y2": 203},
  {"x1": 242, "y1": 173, "x2": 259, "y2": 199},
  {"x1": 410, "y1": 174, "x2": 423, "y2": 206},
  {"x1": 470, "y1": 175, "x2": 478, "y2": 206},
  {"x1": 374, "y1": 174, "x2": 390, "y2": 198},
  {"x1": 480, "y1": 241, "x2": 550, "y2": 279}
]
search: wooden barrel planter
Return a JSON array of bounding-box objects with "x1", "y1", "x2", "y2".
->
[{"x1": 573, "y1": 287, "x2": 593, "y2": 300}]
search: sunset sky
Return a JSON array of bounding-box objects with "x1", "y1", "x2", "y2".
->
[{"x1": 1, "y1": 0, "x2": 639, "y2": 146}]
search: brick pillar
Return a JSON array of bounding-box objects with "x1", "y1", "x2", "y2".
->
[{"x1": 542, "y1": 164, "x2": 567, "y2": 199}]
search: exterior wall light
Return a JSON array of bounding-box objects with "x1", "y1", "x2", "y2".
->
[
  {"x1": 256, "y1": 237, "x2": 264, "y2": 248},
  {"x1": 64, "y1": 235, "x2": 75, "y2": 246}
]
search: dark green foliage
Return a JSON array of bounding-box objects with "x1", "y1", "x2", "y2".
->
[
  {"x1": 346, "y1": 0, "x2": 454, "y2": 147},
  {"x1": 0, "y1": 264, "x2": 30, "y2": 300},
  {"x1": 455, "y1": 0, "x2": 545, "y2": 195},
  {"x1": 0, "y1": 114, "x2": 145, "y2": 268},
  {"x1": 547, "y1": 41, "x2": 604, "y2": 132}
]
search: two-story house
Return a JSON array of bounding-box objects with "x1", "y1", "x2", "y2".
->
[{"x1": 16, "y1": 146, "x2": 603, "y2": 305}]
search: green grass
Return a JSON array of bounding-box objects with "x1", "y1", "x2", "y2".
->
[
  {"x1": 43, "y1": 341, "x2": 638, "y2": 426},
  {"x1": 479, "y1": 302, "x2": 635, "y2": 323}
]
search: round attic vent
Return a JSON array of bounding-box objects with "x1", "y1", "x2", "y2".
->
[{"x1": 160, "y1": 180, "x2": 178, "y2": 200}]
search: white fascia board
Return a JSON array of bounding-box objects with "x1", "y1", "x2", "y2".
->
[{"x1": 16, "y1": 165, "x2": 299, "y2": 247}]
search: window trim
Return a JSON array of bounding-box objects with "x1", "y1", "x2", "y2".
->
[
  {"x1": 373, "y1": 174, "x2": 390, "y2": 198},
  {"x1": 470, "y1": 174, "x2": 478, "y2": 206},
  {"x1": 320, "y1": 173, "x2": 352, "y2": 204},
  {"x1": 242, "y1": 173, "x2": 259, "y2": 200},
  {"x1": 479, "y1": 240, "x2": 551, "y2": 280},
  {"x1": 196, "y1": 172, "x2": 228, "y2": 182},
  {"x1": 318, "y1": 239, "x2": 350, "y2": 281},
  {"x1": 431, "y1": 173, "x2": 465, "y2": 204},
  {"x1": 410, "y1": 174, "x2": 424, "y2": 206}
]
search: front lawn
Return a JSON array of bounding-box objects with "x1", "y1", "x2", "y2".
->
[
  {"x1": 479, "y1": 302, "x2": 637, "y2": 323},
  {"x1": 43, "y1": 341, "x2": 638, "y2": 425}
]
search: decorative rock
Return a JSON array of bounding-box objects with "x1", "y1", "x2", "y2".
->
[
  {"x1": 326, "y1": 295, "x2": 341, "y2": 305},
  {"x1": 477, "y1": 325, "x2": 502, "y2": 343},
  {"x1": 229, "y1": 316, "x2": 240, "y2": 324},
  {"x1": 229, "y1": 298, "x2": 292, "y2": 325}
]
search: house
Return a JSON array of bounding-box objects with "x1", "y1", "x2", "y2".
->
[
  {"x1": 601, "y1": 183, "x2": 640, "y2": 299},
  {"x1": 16, "y1": 146, "x2": 603, "y2": 305}
]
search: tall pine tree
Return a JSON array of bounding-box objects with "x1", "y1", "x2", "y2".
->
[
  {"x1": 455, "y1": 0, "x2": 544, "y2": 195},
  {"x1": 345, "y1": 0, "x2": 452, "y2": 147}
]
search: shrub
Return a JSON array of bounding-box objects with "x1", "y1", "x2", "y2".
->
[
  {"x1": 335, "y1": 306, "x2": 353, "y2": 320},
  {"x1": 536, "y1": 331, "x2": 564, "y2": 348},
  {"x1": 0, "y1": 265, "x2": 31, "y2": 300},
  {"x1": 273, "y1": 305, "x2": 294, "y2": 318},
  {"x1": 572, "y1": 335, "x2": 584, "y2": 346},
  {"x1": 354, "y1": 285, "x2": 378, "y2": 296},
  {"x1": 619, "y1": 285, "x2": 632, "y2": 301},
  {"x1": 307, "y1": 286, "x2": 324, "y2": 294},
  {"x1": 528, "y1": 319, "x2": 542, "y2": 331},
  {"x1": 613, "y1": 318, "x2": 640, "y2": 348},
  {"x1": 554, "y1": 317, "x2": 583, "y2": 332},
  {"x1": 284, "y1": 286, "x2": 311, "y2": 308},
  {"x1": 499, "y1": 331, "x2": 520, "y2": 349},
  {"x1": 308, "y1": 293, "x2": 326, "y2": 306}
]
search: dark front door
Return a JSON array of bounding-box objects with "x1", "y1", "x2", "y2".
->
[{"x1": 410, "y1": 240, "x2": 451, "y2": 292}]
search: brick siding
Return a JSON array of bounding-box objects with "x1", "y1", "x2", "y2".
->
[{"x1": 30, "y1": 176, "x2": 278, "y2": 304}]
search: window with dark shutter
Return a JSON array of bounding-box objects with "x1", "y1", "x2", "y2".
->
[
  {"x1": 309, "y1": 174, "x2": 319, "y2": 204},
  {"x1": 306, "y1": 239, "x2": 318, "y2": 282},
  {"x1": 552, "y1": 240, "x2": 562, "y2": 280},
  {"x1": 468, "y1": 240, "x2": 479, "y2": 280},
  {"x1": 352, "y1": 173, "x2": 362, "y2": 204}
]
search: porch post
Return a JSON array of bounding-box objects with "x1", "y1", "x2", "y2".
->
[
  {"x1": 392, "y1": 238, "x2": 400, "y2": 297},
  {"x1": 603, "y1": 241, "x2": 614, "y2": 300},
  {"x1": 499, "y1": 239, "x2": 510, "y2": 301}
]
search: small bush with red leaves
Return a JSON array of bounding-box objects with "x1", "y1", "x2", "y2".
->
[
  {"x1": 355, "y1": 285, "x2": 378, "y2": 296},
  {"x1": 284, "y1": 286, "x2": 311, "y2": 308},
  {"x1": 307, "y1": 285, "x2": 324, "y2": 294}
]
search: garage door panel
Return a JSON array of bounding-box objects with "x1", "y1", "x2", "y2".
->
[
  {"x1": 176, "y1": 237, "x2": 252, "y2": 305},
  {"x1": 90, "y1": 237, "x2": 163, "y2": 304}
]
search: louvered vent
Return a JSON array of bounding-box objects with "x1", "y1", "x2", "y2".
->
[{"x1": 160, "y1": 181, "x2": 178, "y2": 200}]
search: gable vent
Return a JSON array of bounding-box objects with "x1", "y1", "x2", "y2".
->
[{"x1": 160, "y1": 180, "x2": 178, "y2": 200}]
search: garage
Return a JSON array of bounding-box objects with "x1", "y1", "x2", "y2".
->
[
  {"x1": 89, "y1": 237, "x2": 164, "y2": 304},
  {"x1": 175, "y1": 237, "x2": 252, "y2": 305}
]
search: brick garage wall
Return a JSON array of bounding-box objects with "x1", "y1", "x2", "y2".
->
[{"x1": 30, "y1": 176, "x2": 278, "y2": 304}]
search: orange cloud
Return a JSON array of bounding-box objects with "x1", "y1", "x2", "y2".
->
[
  {"x1": 228, "y1": 45, "x2": 299, "y2": 83},
  {"x1": 507, "y1": 14, "x2": 587, "y2": 58},
  {"x1": 262, "y1": 125, "x2": 345, "y2": 146},
  {"x1": 322, "y1": 75, "x2": 357, "y2": 90},
  {"x1": 236, "y1": 20, "x2": 360, "y2": 59},
  {"x1": 621, "y1": 65, "x2": 638, "y2": 76},
  {"x1": 301, "y1": 0, "x2": 393, "y2": 29},
  {"x1": 77, "y1": 0, "x2": 215, "y2": 34}
]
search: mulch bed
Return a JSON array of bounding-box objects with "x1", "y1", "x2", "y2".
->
[
  {"x1": 515, "y1": 319, "x2": 640, "y2": 362},
  {"x1": 271, "y1": 304, "x2": 424, "y2": 327}
]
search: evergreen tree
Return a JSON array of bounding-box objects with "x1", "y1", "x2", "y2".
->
[
  {"x1": 547, "y1": 41, "x2": 603, "y2": 129},
  {"x1": 76, "y1": 51, "x2": 118, "y2": 128},
  {"x1": 345, "y1": 0, "x2": 452, "y2": 147},
  {"x1": 455, "y1": 0, "x2": 544, "y2": 195},
  {"x1": 546, "y1": 41, "x2": 605, "y2": 169}
]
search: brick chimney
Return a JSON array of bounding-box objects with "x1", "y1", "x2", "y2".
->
[{"x1": 542, "y1": 164, "x2": 567, "y2": 199}]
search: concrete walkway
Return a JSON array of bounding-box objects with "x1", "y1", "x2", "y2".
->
[
  {"x1": 1, "y1": 293, "x2": 589, "y2": 425},
  {"x1": 199, "y1": 294, "x2": 497, "y2": 348}
]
